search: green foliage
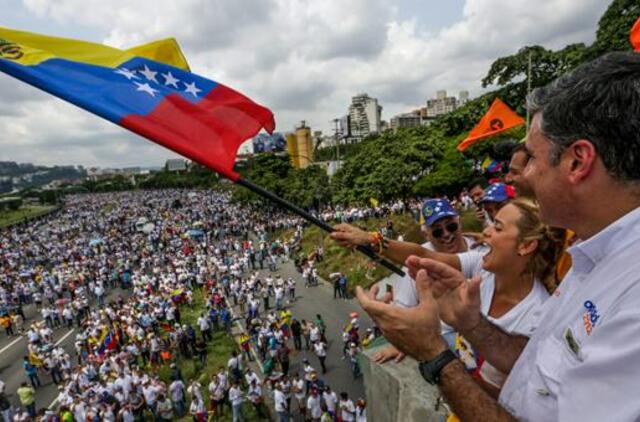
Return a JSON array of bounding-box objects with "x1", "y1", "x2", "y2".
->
[
  {"x1": 283, "y1": 165, "x2": 331, "y2": 209},
  {"x1": 314, "y1": 142, "x2": 365, "y2": 162},
  {"x1": 39, "y1": 190, "x2": 60, "y2": 204},
  {"x1": 412, "y1": 134, "x2": 473, "y2": 197},
  {"x1": 591, "y1": 0, "x2": 640, "y2": 55},
  {"x1": 330, "y1": 126, "x2": 445, "y2": 204},
  {"x1": 0, "y1": 205, "x2": 57, "y2": 228},
  {"x1": 138, "y1": 164, "x2": 219, "y2": 190},
  {"x1": 291, "y1": 213, "x2": 422, "y2": 290},
  {"x1": 7, "y1": 198, "x2": 22, "y2": 211},
  {"x1": 232, "y1": 154, "x2": 291, "y2": 203}
]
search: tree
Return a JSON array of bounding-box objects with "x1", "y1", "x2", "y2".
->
[{"x1": 591, "y1": 0, "x2": 640, "y2": 55}]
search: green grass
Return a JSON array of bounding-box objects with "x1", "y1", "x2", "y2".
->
[
  {"x1": 0, "y1": 205, "x2": 57, "y2": 228},
  {"x1": 291, "y1": 213, "x2": 422, "y2": 291},
  {"x1": 287, "y1": 210, "x2": 484, "y2": 291},
  {"x1": 459, "y1": 209, "x2": 484, "y2": 233},
  {"x1": 153, "y1": 288, "x2": 262, "y2": 421}
]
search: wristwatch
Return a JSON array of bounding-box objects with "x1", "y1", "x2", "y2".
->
[{"x1": 418, "y1": 349, "x2": 457, "y2": 385}]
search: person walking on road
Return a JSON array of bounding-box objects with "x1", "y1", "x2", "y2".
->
[
  {"x1": 314, "y1": 339, "x2": 328, "y2": 374},
  {"x1": 17, "y1": 382, "x2": 36, "y2": 418},
  {"x1": 23, "y1": 356, "x2": 41, "y2": 388}
]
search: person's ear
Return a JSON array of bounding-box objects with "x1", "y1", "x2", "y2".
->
[
  {"x1": 564, "y1": 140, "x2": 597, "y2": 184},
  {"x1": 517, "y1": 239, "x2": 538, "y2": 257}
]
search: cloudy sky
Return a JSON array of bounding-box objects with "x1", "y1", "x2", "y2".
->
[{"x1": 0, "y1": 0, "x2": 611, "y2": 168}]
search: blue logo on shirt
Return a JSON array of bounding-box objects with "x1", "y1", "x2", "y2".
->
[{"x1": 583, "y1": 300, "x2": 600, "y2": 335}]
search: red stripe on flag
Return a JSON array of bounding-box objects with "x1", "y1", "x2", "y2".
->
[{"x1": 122, "y1": 84, "x2": 274, "y2": 181}]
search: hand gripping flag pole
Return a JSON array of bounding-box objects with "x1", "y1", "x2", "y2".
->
[
  {"x1": 0, "y1": 26, "x2": 405, "y2": 277},
  {"x1": 236, "y1": 177, "x2": 405, "y2": 276}
]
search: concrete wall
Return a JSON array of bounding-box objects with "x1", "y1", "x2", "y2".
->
[{"x1": 360, "y1": 340, "x2": 448, "y2": 422}]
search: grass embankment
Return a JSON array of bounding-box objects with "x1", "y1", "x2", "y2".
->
[
  {"x1": 282, "y1": 210, "x2": 483, "y2": 291},
  {"x1": 280, "y1": 213, "x2": 422, "y2": 291},
  {"x1": 0, "y1": 205, "x2": 57, "y2": 228},
  {"x1": 155, "y1": 288, "x2": 261, "y2": 421}
]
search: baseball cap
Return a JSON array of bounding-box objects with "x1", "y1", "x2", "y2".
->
[
  {"x1": 422, "y1": 199, "x2": 458, "y2": 227},
  {"x1": 480, "y1": 183, "x2": 515, "y2": 204}
]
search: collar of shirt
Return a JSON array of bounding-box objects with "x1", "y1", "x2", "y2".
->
[{"x1": 568, "y1": 206, "x2": 640, "y2": 276}]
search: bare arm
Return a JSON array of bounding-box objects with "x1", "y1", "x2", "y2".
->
[
  {"x1": 460, "y1": 316, "x2": 528, "y2": 374},
  {"x1": 439, "y1": 360, "x2": 517, "y2": 422},
  {"x1": 330, "y1": 223, "x2": 461, "y2": 270},
  {"x1": 356, "y1": 277, "x2": 518, "y2": 422},
  {"x1": 406, "y1": 256, "x2": 528, "y2": 373}
]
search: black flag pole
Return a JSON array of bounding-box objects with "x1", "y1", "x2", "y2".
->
[{"x1": 237, "y1": 177, "x2": 406, "y2": 277}]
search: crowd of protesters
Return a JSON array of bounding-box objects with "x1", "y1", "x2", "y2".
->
[{"x1": 0, "y1": 187, "x2": 378, "y2": 422}]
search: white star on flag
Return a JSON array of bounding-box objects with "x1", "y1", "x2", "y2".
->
[
  {"x1": 162, "y1": 71, "x2": 180, "y2": 88},
  {"x1": 139, "y1": 65, "x2": 158, "y2": 83},
  {"x1": 184, "y1": 81, "x2": 201, "y2": 97},
  {"x1": 134, "y1": 82, "x2": 159, "y2": 97},
  {"x1": 114, "y1": 68, "x2": 138, "y2": 80}
]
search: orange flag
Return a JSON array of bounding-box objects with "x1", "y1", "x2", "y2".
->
[
  {"x1": 457, "y1": 98, "x2": 525, "y2": 152},
  {"x1": 630, "y1": 16, "x2": 640, "y2": 51}
]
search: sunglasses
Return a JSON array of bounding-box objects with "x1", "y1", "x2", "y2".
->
[{"x1": 430, "y1": 222, "x2": 459, "y2": 239}]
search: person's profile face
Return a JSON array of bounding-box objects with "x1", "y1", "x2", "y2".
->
[
  {"x1": 506, "y1": 151, "x2": 533, "y2": 197},
  {"x1": 469, "y1": 185, "x2": 484, "y2": 204},
  {"x1": 522, "y1": 115, "x2": 569, "y2": 226}
]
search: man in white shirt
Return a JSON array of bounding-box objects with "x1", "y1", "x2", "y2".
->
[
  {"x1": 313, "y1": 340, "x2": 327, "y2": 374},
  {"x1": 306, "y1": 389, "x2": 322, "y2": 421},
  {"x1": 339, "y1": 392, "x2": 356, "y2": 422},
  {"x1": 322, "y1": 386, "x2": 338, "y2": 419},
  {"x1": 273, "y1": 383, "x2": 289, "y2": 422},
  {"x1": 354, "y1": 52, "x2": 640, "y2": 421},
  {"x1": 196, "y1": 313, "x2": 211, "y2": 342},
  {"x1": 228, "y1": 381, "x2": 244, "y2": 422}
]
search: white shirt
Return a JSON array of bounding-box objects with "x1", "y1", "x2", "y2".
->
[
  {"x1": 274, "y1": 389, "x2": 287, "y2": 412},
  {"x1": 229, "y1": 386, "x2": 244, "y2": 406},
  {"x1": 458, "y1": 250, "x2": 549, "y2": 387},
  {"x1": 500, "y1": 206, "x2": 640, "y2": 421},
  {"x1": 340, "y1": 399, "x2": 356, "y2": 421},
  {"x1": 314, "y1": 342, "x2": 327, "y2": 357},
  {"x1": 323, "y1": 391, "x2": 337, "y2": 413},
  {"x1": 389, "y1": 238, "x2": 475, "y2": 309},
  {"x1": 307, "y1": 395, "x2": 322, "y2": 419}
]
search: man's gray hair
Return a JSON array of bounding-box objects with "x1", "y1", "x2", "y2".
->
[{"x1": 527, "y1": 52, "x2": 640, "y2": 183}]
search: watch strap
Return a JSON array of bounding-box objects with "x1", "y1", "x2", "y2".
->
[{"x1": 419, "y1": 349, "x2": 457, "y2": 385}]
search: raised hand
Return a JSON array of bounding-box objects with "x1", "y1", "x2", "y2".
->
[
  {"x1": 408, "y1": 256, "x2": 483, "y2": 334},
  {"x1": 356, "y1": 268, "x2": 447, "y2": 362},
  {"x1": 330, "y1": 223, "x2": 373, "y2": 248}
]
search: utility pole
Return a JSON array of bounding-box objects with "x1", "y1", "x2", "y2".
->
[{"x1": 332, "y1": 118, "x2": 341, "y2": 171}]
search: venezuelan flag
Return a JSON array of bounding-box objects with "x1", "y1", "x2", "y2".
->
[{"x1": 0, "y1": 27, "x2": 275, "y2": 181}]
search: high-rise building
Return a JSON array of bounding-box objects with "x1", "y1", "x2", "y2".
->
[
  {"x1": 389, "y1": 112, "x2": 421, "y2": 131},
  {"x1": 287, "y1": 121, "x2": 314, "y2": 169},
  {"x1": 347, "y1": 93, "x2": 382, "y2": 140},
  {"x1": 425, "y1": 90, "x2": 469, "y2": 118}
]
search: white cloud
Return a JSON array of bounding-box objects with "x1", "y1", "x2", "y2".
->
[{"x1": 1, "y1": 0, "x2": 611, "y2": 167}]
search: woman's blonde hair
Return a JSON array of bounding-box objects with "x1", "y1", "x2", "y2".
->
[{"x1": 510, "y1": 198, "x2": 566, "y2": 293}]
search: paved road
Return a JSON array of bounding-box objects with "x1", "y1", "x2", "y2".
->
[
  {"x1": 246, "y1": 258, "x2": 370, "y2": 405},
  {"x1": 0, "y1": 287, "x2": 127, "y2": 410},
  {"x1": 0, "y1": 261, "x2": 370, "y2": 416}
]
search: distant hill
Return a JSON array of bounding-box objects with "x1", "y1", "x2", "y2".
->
[{"x1": 0, "y1": 161, "x2": 87, "y2": 193}]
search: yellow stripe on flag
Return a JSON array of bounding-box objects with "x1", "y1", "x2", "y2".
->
[
  {"x1": 126, "y1": 38, "x2": 190, "y2": 71},
  {"x1": 1, "y1": 27, "x2": 191, "y2": 70},
  {"x1": 0, "y1": 26, "x2": 130, "y2": 67}
]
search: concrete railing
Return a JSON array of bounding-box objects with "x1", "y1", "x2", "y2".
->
[{"x1": 360, "y1": 339, "x2": 449, "y2": 422}]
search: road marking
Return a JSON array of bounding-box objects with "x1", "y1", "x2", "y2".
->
[
  {"x1": 55, "y1": 329, "x2": 75, "y2": 346},
  {"x1": 0, "y1": 336, "x2": 23, "y2": 354}
]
